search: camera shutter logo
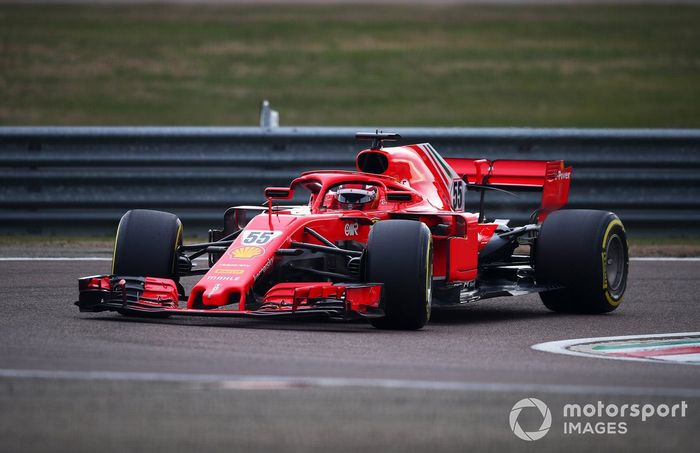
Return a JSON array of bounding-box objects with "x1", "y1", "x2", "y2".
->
[{"x1": 509, "y1": 398, "x2": 552, "y2": 441}]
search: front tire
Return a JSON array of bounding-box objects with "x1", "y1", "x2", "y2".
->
[
  {"x1": 535, "y1": 209, "x2": 628, "y2": 313},
  {"x1": 112, "y1": 209, "x2": 183, "y2": 279},
  {"x1": 365, "y1": 220, "x2": 433, "y2": 330}
]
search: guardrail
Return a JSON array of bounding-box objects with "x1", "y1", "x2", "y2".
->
[{"x1": 1, "y1": 126, "x2": 699, "y2": 235}]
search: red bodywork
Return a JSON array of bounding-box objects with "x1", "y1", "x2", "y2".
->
[{"x1": 77, "y1": 141, "x2": 572, "y2": 320}]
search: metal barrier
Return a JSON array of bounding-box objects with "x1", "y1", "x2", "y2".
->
[{"x1": 1, "y1": 126, "x2": 699, "y2": 235}]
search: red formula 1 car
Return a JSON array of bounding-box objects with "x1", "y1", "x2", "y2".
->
[{"x1": 77, "y1": 132, "x2": 629, "y2": 329}]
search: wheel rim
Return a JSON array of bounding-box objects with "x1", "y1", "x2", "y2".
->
[{"x1": 605, "y1": 233, "x2": 625, "y2": 293}]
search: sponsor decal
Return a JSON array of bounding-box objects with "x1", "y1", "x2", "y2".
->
[
  {"x1": 254, "y1": 258, "x2": 274, "y2": 281},
  {"x1": 207, "y1": 276, "x2": 240, "y2": 281},
  {"x1": 344, "y1": 222, "x2": 359, "y2": 237},
  {"x1": 214, "y1": 268, "x2": 245, "y2": 275},
  {"x1": 554, "y1": 170, "x2": 571, "y2": 180},
  {"x1": 218, "y1": 263, "x2": 251, "y2": 268},
  {"x1": 206, "y1": 283, "x2": 222, "y2": 300},
  {"x1": 230, "y1": 246, "x2": 264, "y2": 259}
]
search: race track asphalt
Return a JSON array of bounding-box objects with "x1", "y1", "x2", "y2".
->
[{"x1": 0, "y1": 256, "x2": 698, "y2": 452}]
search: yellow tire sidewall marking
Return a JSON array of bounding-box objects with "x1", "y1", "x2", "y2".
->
[
  {"x1": 601, "y1": 218, "x2": 624, "y2": 307},
  {"x1": 173, "y1": 222, "x2": 183, "y2": 275}
]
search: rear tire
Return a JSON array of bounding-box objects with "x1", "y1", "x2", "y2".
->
[
  {"x1": 112, "y1": 209, "x2": 183, "y2": 280},
  {"x1": 535, "y1": 209, "x2": 628, "y2": 313},
  {"x1": 365, "y1": 220, "x2": 433, "y2": 330}
]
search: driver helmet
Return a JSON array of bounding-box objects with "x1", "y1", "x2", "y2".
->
[{"x1": 336, "y1": 184, "x2": 377, "y2": 210}]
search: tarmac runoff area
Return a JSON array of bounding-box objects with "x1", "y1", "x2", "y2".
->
[{"x1": 0, "y1": 255, "x2": 698, "y2": 451}]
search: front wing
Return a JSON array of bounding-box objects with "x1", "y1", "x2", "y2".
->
[{"x1": 76, "y1": 275, "x2": 384, "y2": 320}]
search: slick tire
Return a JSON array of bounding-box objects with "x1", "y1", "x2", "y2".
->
[
  {"x1": 535, "y1": 209, "x2": 628, "y2": 313},
  {"x1": 365, "y1": 220, "x2": 433, "y2": 330},
  {"x1": 112, "y1": 209, "x2": 183, "y2": 280}
]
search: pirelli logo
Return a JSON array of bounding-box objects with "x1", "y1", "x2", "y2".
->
[{"x1": 214, "y1": 268, "x2": 245, "y2": 275}]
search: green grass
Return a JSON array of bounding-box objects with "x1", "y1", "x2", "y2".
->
[
  {"x1": 1, "y1": 4, "x2": 699, "y2": 127},
  {"x1": 628, "y1": 236, "x2": 700, "y2": 246}
]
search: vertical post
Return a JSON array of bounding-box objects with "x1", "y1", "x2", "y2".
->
[{"x1": 260, "y1": 99, "x2": 279, "y2": 128}]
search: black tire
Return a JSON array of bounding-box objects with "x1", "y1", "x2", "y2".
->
[
  {"x1": 365, "y1": 220, "x2": 433, "y2": 330},
  {"x1": 535, "y1": 209, "x2": 628, "y2": 313},
  {"x1": 112, "y1": 209, "x2": 183, "y2": 279}
]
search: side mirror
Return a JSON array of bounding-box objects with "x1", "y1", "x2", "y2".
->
[
  {"x1": 264, "y1": 187, "x2": 293, "y2": 199},
  {"x1": 386, "y1": 191, "x2": 414, "y2": 202}
]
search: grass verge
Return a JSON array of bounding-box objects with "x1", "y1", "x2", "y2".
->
[{"x1": 1, "y1": 4, "x2": 699, "y2": 127}]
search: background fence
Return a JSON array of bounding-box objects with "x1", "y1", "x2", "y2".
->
[{"x1": 1, "y1": 126, "x2": 699, "y2": 236}]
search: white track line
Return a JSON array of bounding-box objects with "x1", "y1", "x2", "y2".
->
[
  {"x1": 0, "y1": 257, "x2": 112, "y2": 261},
  {"x1": 631, "y1": 257, "x2": 700, "y2": 262},
  {"x1": 0, "y1": 257, "x2": 207, "y2": 262},
  {"x1": 532, "y1": 332, "x2": 700, "y2": 365},
  {"x1": 0, "y1": 256, "x2": 698, "y2": 261},
  {"x1": 0, "y1": 368, "x2": 699, "y2": 398}
]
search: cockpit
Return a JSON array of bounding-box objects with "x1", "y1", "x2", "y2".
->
[{"x1": 321, "y1": 183, "x2": 381, "y2": 211}]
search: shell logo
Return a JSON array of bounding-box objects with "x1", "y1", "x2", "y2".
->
[{"x1": 230, "y1": 246, "x2": 264, "y2": 259}]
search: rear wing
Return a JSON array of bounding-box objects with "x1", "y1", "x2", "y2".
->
[{"x1": 445, "y1": 158, "x2": 572, "y2": 222}]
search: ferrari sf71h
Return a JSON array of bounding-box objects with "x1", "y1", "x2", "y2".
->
[{"x1": 77, "y1": 132, "x2": 629, "y2": 329}]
